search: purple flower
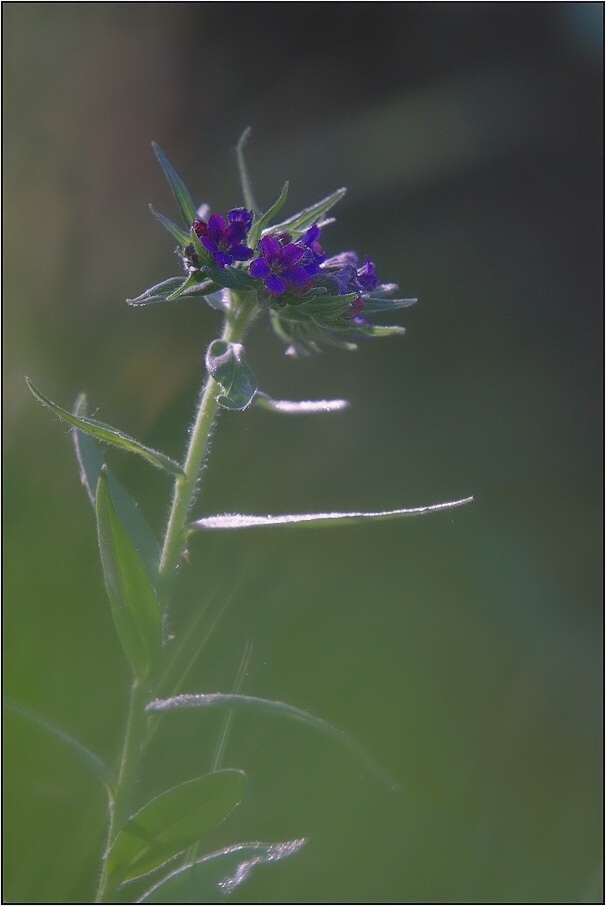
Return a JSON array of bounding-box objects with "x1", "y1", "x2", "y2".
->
[
  {"x1": 299, "y1": 224, "x2": 326, "y2": 275},
  {"x1": 321, "y1": 251, "x2": 380, "y2": 296},
  {"x1": 192, "y1": 207, "x2": 254, "y2": 268},
  {"x1": 249, "y1": 235, "x2": 313, "y2": 296},
  {"x1": 356, "y1": 256, "x2": 379, "y2": 291}
]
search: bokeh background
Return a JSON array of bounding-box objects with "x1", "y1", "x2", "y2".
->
[{"x1": 4, "y1": 4, "x2": 603, "y2": 903}]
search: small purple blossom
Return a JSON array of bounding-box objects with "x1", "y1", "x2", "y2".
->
[
  {"x1": 299, "y1": 224, "x2": 326, "y2": 275},
  {"x1": 192, "y1": 207, "x2": 254, "y2": 268},
  {"x1": 356, "y1": 256, "x2": 379, "y2": 291},
  {"x1": 321, "y1": 251, "x2": 380, "y2": 296},
  {"x1": 249, "y1": 235, "x2": 313, "y2": 296}
]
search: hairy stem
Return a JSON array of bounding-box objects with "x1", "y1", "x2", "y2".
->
[
  {"x1": 97, "y1": 294, "x2": 257, "y2": 902},
  {"x1": 159, "y1": 298, "x2": 256, "y2": 582},
  {"x1": 96, "y1": 677, "x2": 149, "y2": 902}
]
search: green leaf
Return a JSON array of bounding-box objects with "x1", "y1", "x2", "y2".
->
[
  {"x1": 359, "y1": 295, "x2": 417, "y2": 313},
  {"x1": 146, "y1": 693, "x2": 395, "y2": 783},
  {"x1": 205, "y1": 340, "x2": 258, "y2": 411},
  {"x1": 354, "y1": 323, "x2": 407, "y2": 338},
  {"x1": 268, "y1": 187, "x2": 347, "y2": 237},
  {"x1": 152, "y1": 142, "x2": 197, "y2": 227},
  {"x1": 71, "y1": 395, "x2": 161, "y2": 596},
  {"x1": 204, "y1": 262, "x2": 260, "y2": 292},
  {"x1": 148, "y1": 205, "x2": 191, "y2": 246},
  {"x1": 254, "y1": 392, "x2": 350, "y2": 414},
  {"x1": 26, "y1": 378, "x2": 185, "y2": 476},
  {"x1": 165, "y1": 271, "x2": 211, "y2": 302},
  {"x1": 247, "y1": 181, "x2": 289, "y2": 248},
  {"x1": 128, "y1": 277, "x2": 189, "y2": 306},
  {"x1": 107, "y1": 770, "x2": 245, "y2": 885},
  {"x1": 3, "y1": 695, "x2": 117, "y2": 795},
  {"x1": 138, "y1": 838, "x2": 305, "y2": 903},
  {"x1": 96, "y1": 468, "x2": 163, "y2": 681},
  {"x1": 127, "y1": 276, "x2": 215, "y2": 307},
  {"x1": 235, "y1": 127, "x2": 259, "y2": 214},
  {"x1": 189, "y1": 498, "x2": 474, "y2": 531}
]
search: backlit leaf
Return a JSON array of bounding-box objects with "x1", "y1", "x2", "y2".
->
[
  {"x1": 254, "y1": 392, "x2": 350, "y2": 414},
  {"x1": 71, "y1": 395, "x2": 161, "y2": 597},
  {"x1": 269, "y1": 187, "x2": 347, "y2": 237},
  {"x1": 108, "y1": 770, "x2": 245, "y2": 885},
  {"x1": 96, "y1": 468, "x2": 163, "y2": 680},
  {"x1": 3, "y1": 696, "x2": 117, "y2": 795},
  {"x1": 138, "y1": 838, "x2": 306, "y2": 903},
  {"x1": 152, "y1": 142, "x2": 197, "y2": 227},
  {"x1": 27, "y1": 378, "x2": 184, "y2": 476},
  {"x1": 190, "y1": 498, "x2": 474, "y2": 531}
]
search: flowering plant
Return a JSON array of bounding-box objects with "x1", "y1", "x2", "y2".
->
[{"x1": 13, "y1": 130, "x2": 471, "y2": 903}]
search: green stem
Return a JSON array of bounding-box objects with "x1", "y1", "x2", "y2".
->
[
  {"x1": 96, "y1": 294, "x2": 256, "y2": 902},
  {"x1": 159, "y1": 298, "x2": 257, "y2": 582},
  {"x1": 96, "y1": 677, "x2": 149, "y2": 903}
]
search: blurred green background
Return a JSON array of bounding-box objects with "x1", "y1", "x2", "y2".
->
[{"x1": 4, "y1": 4, "x2": 603, "y2": 903}]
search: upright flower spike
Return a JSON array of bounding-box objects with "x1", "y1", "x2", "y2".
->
[{"x1": 192, "y1": 208, "x2": 254, "y2": 268}]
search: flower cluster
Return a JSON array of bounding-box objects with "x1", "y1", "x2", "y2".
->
[
  {"x1": 185, "y1": 211, "x2": 379, "y2": 321},
  {"x1": 136, "y1": 144, "x2": 415, "y2": 355}
]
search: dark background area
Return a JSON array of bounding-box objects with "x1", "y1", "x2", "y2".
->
[{"x1": 4, "y1": 4, "x2": 603, "y2": 903}]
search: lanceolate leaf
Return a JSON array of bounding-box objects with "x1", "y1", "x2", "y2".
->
[
  {"x1": 189, "y1": 498, "x2": 474, "y2": 531},
  {"x1": 148, "y1": 205, "x2": 191, "y2": 246},
  {"x1": 138, "y1": 839, "x2": 306, "y2": 903},
  {"x1": 247, "y1": 181, "x2": 289, "y2": 248},
  {"x1": 235, "y1": 127, "x2": 259, "y2": 214},
  {"x1": 152, "y1": 142, "x2": 197, "y2": 227},
  {"x1": 3, "y1": 695, "x2": 117, "y2": 795},
  {"x1": 205, "y1": 340, "x2": 258, "y2": 411},
  {"x1": 107, "y1": 770, "x2": 245, "y2": 885},
  {"x1": 26, "y1": 378, "x2": 184, "y2": 476},
  {"x1": 96, "y1": 468, "x2": 163, "y2": 681},
  {"x1": 254, "y1": 392, "x2": 350, "y2": 414},
  {"x1": 72, "y1": 395, "x2": 161, "y2": 595},
  {"x1": 127, "y1": 276, "x2": 215, "y2": 307},
  {"x1": 269, "y1": 187, "x2": 347, "y2": 237},
  {"x1": 146, "y1": 693, "x2": 395, "y2": 784}
]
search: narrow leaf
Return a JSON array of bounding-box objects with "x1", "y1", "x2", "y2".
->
[
  {"x1": 128, "y1": 276, "x2": 215, "y2": 307},
  {"x1": 138, "y1": 839, "x2": 306, "y2": 903},
  {"x1": 190, "y1": 498, "x2": 474, "y2": 531},
  {"x1": 148, "y1": 205, "x2": 191, "y2": 246},
  {"x1": 205, "y1": 340, "x2": 258, "y2": 411},
  {"x1": 166, "y1": 272, "x2": 210, "y2": 302},
  {"x1": 235, "y1": 127, "x2": 259, "y2": 214},
  {"x1": 247, "y1": 181, "x2": 289, "y2": 248},
  {"x1": 127, "y1": 277, "x2": 190, "y2": 306},
  {"x1": 3, "y1": 695, "x2": 117, "y2": 795},
  {"x1": 107, "y1": 770, "x2": 245, "y2": 885},
  {"x1": 361, "y1": 296, "x2": 418, "y2": 313},
  {"x1": 146, "y1": 693, "x2": 395, "y2": 785},
  {"x1": 254, "y1": 392, "x2": 350, "y2": 414},
  {"x1": 152, "y1": 142, "x2": 197, "y2": 226},
  {"x1": 269, "y1": 187, "x2": 347, "y2": 237},
  {"x1": 26, "y1": 378, "x2": 185, "y2": 476},
  {"x1": 72, "y1": 395, "x2": 161, "y2": 595},
  {"x1": 96, "y1": 468, "x2": 163, "y2": 680},
  {"x1": 354, "y1": 324, "x2": 407, "y2": 338}
]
